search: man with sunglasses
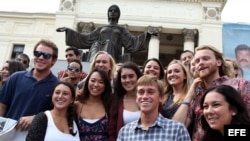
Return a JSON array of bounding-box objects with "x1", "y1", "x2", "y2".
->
[
  {"x1": 0, "y1": 39, "x2": 59, "y2": 140},
  {"x1": 60, "y1": 59, "x2": 82, "y2": 88},
  {"x1": 57, "y1": 46, "x2": 87, "y2": 81},
  {"x1": 15, "y1": 53, "x2": 30, "y2": 70}
]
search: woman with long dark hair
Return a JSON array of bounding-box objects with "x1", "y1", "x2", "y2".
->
[
  {"x1": 75, "y1": 68, "x2": 112, "y2": 141},
  {"x1": 26, "y1": 81, "x2": 79, "y2": 141},
  {"x1": 109, "y1": 62, "x2": 142, "y2": 141},
  {"x1": 200, "y1": 85, "x2": 250, "y2": 141}
]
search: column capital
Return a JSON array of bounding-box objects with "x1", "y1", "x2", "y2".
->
[
  {"x1": 147, "y1": 26, "x2": 162, "y2": 32},
  {"x1": 147, "y1": 26, "x2": 162, "y2": 38},
  {"x1": 182, "y1": 28, "x2": 198, "y2": 42}
]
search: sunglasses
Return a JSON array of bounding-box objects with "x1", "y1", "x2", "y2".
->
[
  {"x1": 34, "y1": 51, "x2": 53, "y2": 59},
  {"x1": 67, "y1": 66, "x2": 80, "y2": 72},
  {"x1": 15, "y1": 58, "x2": 28, "y2": 65}
]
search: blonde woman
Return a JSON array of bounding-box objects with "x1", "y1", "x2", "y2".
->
[{"x1": 162, "y1": 59, "x2": 191, "y2": 118}]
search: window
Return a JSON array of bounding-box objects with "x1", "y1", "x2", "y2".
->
[{"x1": 11, "y1": 44, "x2": 25, "y2": 59}]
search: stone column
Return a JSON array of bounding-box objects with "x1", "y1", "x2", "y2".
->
[
  {"x1": 182, "y1": 28, "x2": 198, "y2": 52},
  {"x1": 148, "y1": 26, "x2": 162, "y2": 59}
]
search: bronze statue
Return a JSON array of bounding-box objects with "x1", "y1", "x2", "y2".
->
[{"x1": 57, "y1": 4, "x2": 158, "y2": 63}]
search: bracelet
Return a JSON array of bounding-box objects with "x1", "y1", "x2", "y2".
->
[{"x1": 181, "y1": 101, "x2": 190, "y2": 106}]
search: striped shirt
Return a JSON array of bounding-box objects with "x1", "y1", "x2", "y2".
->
[{"x1": 117, "y1": 114, "x2": 191, "y2": 141}]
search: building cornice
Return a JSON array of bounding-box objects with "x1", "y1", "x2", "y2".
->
[
  {"x1": 166, "y1": 0, "x2": 227, "y2": 10},
  {"x1": 0, "y1": 11, "x2": 55, "y2": 19}
]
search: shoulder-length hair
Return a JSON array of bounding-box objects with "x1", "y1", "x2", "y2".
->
[{"x1": 164, "y1": 59, "x2": 191, "y2": 105}]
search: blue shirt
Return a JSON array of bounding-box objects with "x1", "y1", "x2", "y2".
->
[
  {"x1": 0, "y1": 69, "x2": 59, "y2": 120},
  {"x1": 117, "y1": 114, "x2": 191, "y2": 141}
]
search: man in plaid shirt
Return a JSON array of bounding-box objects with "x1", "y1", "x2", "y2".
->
[{"x1": 117, "y1": 75, "x2": 190, "y2": 141}]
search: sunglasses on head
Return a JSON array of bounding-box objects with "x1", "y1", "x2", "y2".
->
[
  {"x1": 67, "y1": 66, "x2": 80, "y2": 72},
  {"x1": 34, "y1": 51, "x2": 53, "y2": 59},
  {"x1": 15, "y1": 58, "x2": 28, "y2": 64}
]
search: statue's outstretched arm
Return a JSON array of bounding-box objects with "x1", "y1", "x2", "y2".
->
[{"x1": 56, "y1": 27, "x2": 68, "y2": 32}]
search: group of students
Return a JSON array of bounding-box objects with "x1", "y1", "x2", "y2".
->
[
  {"x1": 26, "y1": 48, "x2": 191, "y2": 140},
  {"x1": 0, "y1": 38, "x2": 250, "y2": 141}
]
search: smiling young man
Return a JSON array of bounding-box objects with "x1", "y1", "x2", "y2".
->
[
  {"x1": 60, "y1": 59, "x2": 82, "y2": 88},
  {"x1": 0, "y1": 39, "x2": 59, "y2": 140},
  {"x1": 172, "y1": 45, "x2": 250, "y2": 141},
  {"x1": 117, "y1": 75, "x2": 190, "y2": 141},
  {"x1": 57, "y1": 46, "x2": 87, "y2": 81}
]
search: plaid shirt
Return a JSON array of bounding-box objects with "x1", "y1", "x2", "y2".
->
[
  {"x1": 117, "y1": 114, "x2": 191, "y2": 141},
  {"x1": 188, "y1": 76, "x2": 250, "y2": 141}
]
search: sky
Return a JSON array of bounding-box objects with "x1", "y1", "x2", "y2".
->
[{"x1": 0, "y1": 0, "x2": 250, "y2": 23}]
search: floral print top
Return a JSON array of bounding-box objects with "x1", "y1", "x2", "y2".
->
[{"x1": 77, "y1": 115, "x2": 108, "y2": 141}]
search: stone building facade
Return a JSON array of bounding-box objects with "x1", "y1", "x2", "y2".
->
[{"x1": 0, "y1": 0, "x2": 226, "y2": 67}]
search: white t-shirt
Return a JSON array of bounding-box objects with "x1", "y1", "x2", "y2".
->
[
  {"x1": 44, "y1": 111, "x2": 80, "y2": 141},
  {"x1": 123, "y1": 109, "x2": 140, "y2": 125}
]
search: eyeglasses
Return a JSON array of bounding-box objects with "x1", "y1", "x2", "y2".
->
[
  {"x1": 34, "y1": 51, "x2": 53, "y2": 59},
  {"x1": 67, "y1": 66, "x2": 80, "y2": 72},
  {"x1": 15, "y1": 58, "x2": 28, "y2": 64}
]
